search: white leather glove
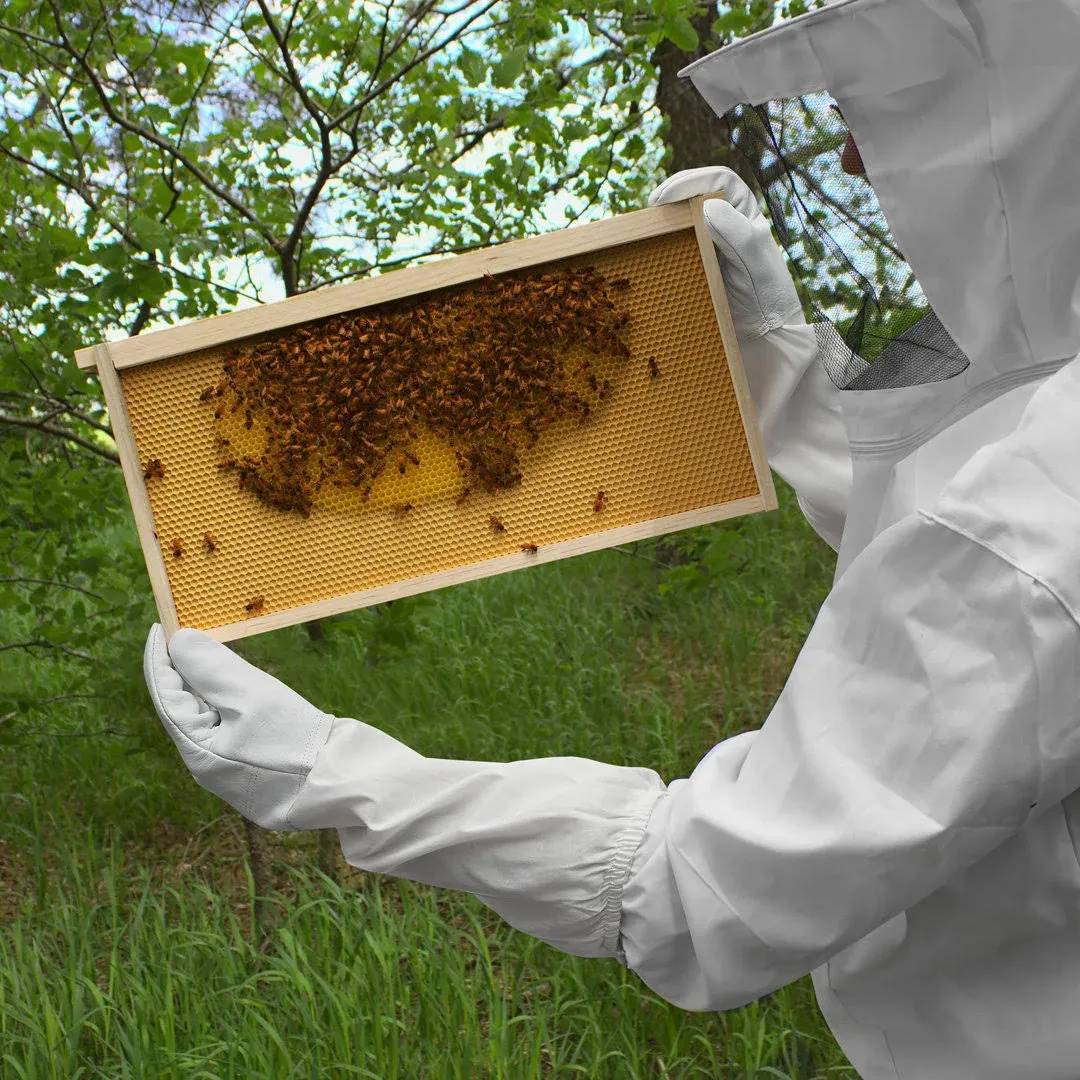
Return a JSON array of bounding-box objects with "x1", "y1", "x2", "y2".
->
[
  {"x1": 649, "y1": 166, "x2": 806, "y2": 336},
  {"x1": 144, "y1": 623, "x2": 666, "y2": 959},
  {"x1": 650, "y1": 166, "x2": 852, "y2": 553},
  {"x1": 144, "y1": 624, "x2": 334, "y2": 830}
]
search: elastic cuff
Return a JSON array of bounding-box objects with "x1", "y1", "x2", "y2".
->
[{"x1": 600, "y1": 788, "x2": 667, "y2": 960}]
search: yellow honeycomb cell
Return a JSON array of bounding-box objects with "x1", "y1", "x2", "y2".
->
[{"x1": 124, "y1": 228, "x2": 760, "y2": 632}]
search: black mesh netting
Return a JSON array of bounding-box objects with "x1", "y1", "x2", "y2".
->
[{"x1": 722, "y1": 96, "x2": 969, "y2": 391}]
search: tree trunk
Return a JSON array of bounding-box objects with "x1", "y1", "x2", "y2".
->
[
  {"x1": 243, "y1": 816, "x2": 274, "y2": 943},
  {"x1": 317, "y1": 826, "x2": 340, "y2": 883},
  {"x1": 649, "y1": 3, "x2": 772, "y2": 192}
]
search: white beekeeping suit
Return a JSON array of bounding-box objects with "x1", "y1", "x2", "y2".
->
[{"x1": 145, "y1": 1, "x2": 1080, "y2": 1076}]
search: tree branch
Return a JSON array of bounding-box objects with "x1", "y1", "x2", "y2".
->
[
  {"x1": 38, "y1": 0, "x2": 282, "y2": 251},
  {"x1": 0, "y1": 413, "x2": 120, "y2": 463},
  {"x1": 0, "y1": 577, "x2": 105, "y2": 600},
  {"x1": 329, "y1": 0, "x2": 500, "y2": 132},
  {"x1": 789, "y1": 163, "x2": 907, "y2": 265},
  {"x1": 0, "y1": 639, "x2": 101, "y2": 662},
  {"x1": 254, "y1": 0, "x2": 328, "y2": 130}
]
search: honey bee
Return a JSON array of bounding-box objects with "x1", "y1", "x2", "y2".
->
[
  {"x1": 593, "y1": 490, "x2": 608, "y2": 513},
  {"x1": 170, "y1": 537, "x2": 184, "y2": 559},
  {"x1": 609, "y1": 276, "x2": 631, "y2": 291},
  {"x1": 647, "y1": 356, "x2": 660, "y2": 379},
  {"x1": 521, "y1": 542, "x2": 538, "y2": 554},
  {"x1": 203, "y1": 533, "x2": 217, "y2": 554},
  {"x1": 488, "y1": 515, "x2": 506, "y2": 533},
  {"x1": 454, "y1": 486, "x2": 471, "y2": 506},
  {"x1": 393, "y1": 502, "x2": 414, "y2": 518},
  {"x1": 199, "y1": 386, "x2": 215, "y2": 402},
  {"x1": 143, "y1": 459, "x2": 165, "y2": 481},
  {"x1": 396, "y1": 453, "x2": 409, "y2": 474},
  {"x1": 244, "y1": 596, "x2": 265, "y2": 615}
]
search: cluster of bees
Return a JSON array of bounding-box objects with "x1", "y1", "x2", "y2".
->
[
  {"x1": 144, "y1": 266, "x2": 651, "y2": 620},
  {"x1": 199, "y1": 264, "x2": 637, "y2": 517}
]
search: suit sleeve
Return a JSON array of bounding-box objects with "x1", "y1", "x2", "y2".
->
[{"x1": 740, "y1": 323, "x2": 853, "y2": 552}]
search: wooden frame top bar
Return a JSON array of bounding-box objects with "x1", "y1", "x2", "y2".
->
[{"x1": 75, "y1": 197, "x2": 713, "y2": 372}]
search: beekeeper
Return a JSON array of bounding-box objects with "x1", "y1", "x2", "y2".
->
[{"x1": 144, "y1": 1, "x2": 1080, "y2": 1077}]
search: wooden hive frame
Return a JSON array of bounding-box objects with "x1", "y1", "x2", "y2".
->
[{"x1": 76, "y1": 190, "x2": 776, "y2": 642}]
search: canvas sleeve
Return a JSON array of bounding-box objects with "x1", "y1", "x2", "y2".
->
[
  {"x1": 287, "y1": 731, "x2": 668, "y2": 959},
  {"x1": 740, "y1": 323, "x2": 852, "y2": 552}
]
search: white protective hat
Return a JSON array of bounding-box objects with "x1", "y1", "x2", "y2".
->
[{"x1": 679, "y1": 0, "x2": 1080, "y2": 384}]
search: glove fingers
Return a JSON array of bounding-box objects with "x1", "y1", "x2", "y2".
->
[
  {"x1": 167, "y1": 627, "x2": 307, "y2": 725},
  {"x1": 144, "y1": 623, "x2": 220, "y2": 749},
  {"x1": 702, "y1": 197, "x2": 762, "y2": 262},
  {"x1": 648, "y1": 167, "x2": 761, "y2": 221}
]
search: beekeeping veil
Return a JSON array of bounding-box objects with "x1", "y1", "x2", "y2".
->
[
  {"x1": 680, "y1": 0, "x2": 1080, "y2": 576},
  {"x1": 680, "y1": 0, "x2": 1080, "y2": 390}
]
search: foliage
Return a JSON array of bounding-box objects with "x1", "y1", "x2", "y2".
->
[
  {"x1": 0, "y1": 856, "x2": 855, "y2": 1078},
  {"x1": 0, "y1": 437, "x2": 153, "y2": 739},
  {"x1": 0, "y1": 0, "x2": 779, "y2": 732},
  {"x1": 834, "y1": 301, "x2": 930, "y2": 362},
  {"x1": 0, "y1": 5, "x2": 859, "y2": 1069}
]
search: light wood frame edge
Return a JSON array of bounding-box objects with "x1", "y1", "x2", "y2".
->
[
  {"x1": 74, "y1": 198, "x2": 701, "y2": 372},
  {"x1": 80, "y1": 193, "x2": 776, "y2": 644},
  {"x1": 93, "y1": 343, "x2": 181, "y2": 637},
  {"x1": 199, "y1": 493, "x2": 771, "y2": 643},
  {"x1": 687, "y1": 193, "x2": 778, "y2": 515}
]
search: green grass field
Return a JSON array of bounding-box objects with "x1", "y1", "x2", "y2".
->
[{"x1": 0, "y1": 474, "x2": 857, "y2": 1078}]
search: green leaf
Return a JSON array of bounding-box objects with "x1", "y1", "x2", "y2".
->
[
  {"x1": 664, "y1": 15, "x2": 699, "y2": 52},
  {"x1": 41, "y1": 621, "x2": 73, "y2": 643},
  {"x1": 129, "y1": 214, "x2": 172, "y2": 254},
  {"x1": 623, "y1": 134, "x2": 646, "y2": 161},
  {"x1": 130, "y1": 262, "x2": 170, "y2": 305},
  {"x1": 99, "y1": 586, "x2": 130, "y2": 608},
  {"x1": 491, "y1": 46, "x2": 528, "y2": 88},
  {"x1": 459, "y1": 46, "x2": 487, "y2": 88}
]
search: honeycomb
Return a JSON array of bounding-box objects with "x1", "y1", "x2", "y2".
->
[{"x1": 121, "y1": 228, "x2": 762, "y2": 635}]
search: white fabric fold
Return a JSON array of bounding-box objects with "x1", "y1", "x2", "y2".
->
[{"x1": 621, "y1": 505, "x2": 1080, "y2": 1014}]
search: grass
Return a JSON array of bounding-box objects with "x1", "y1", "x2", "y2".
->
[{"x1": 0, "y1": 474, "x2": 856, "y2": 1078}]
